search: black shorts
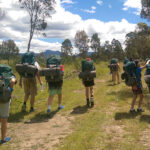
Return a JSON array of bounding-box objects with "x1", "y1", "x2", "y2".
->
[
  {"x1": 82, "y1": 80, "x2": 95, "y2": 87},
  {"x1": 132, "y1": 87, "x2": 143, "y2": 95},
  {"x1": 48, "y1": 80, "x2": 63, "y2": 89}
]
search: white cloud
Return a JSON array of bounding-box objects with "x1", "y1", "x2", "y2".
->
[
  {"x1": 108, "y1": 4, "x2": 112, "y2": 9},
  {"x1": 0, "y1": 0, "x2": 136, "y2": 53},
  {"x1": 61, "y1": 0, "x2": 75, "y2": 4},
  {"x1": 123, "y1": 0, "x2": 141, "y2": 15},
  {"x1": 97, "y1": 0, "x2": 103, "y2": 5},
  {"x1": 82, "y1": 6, "x2": 96, "y2": 14}
]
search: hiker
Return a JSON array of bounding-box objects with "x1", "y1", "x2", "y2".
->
[
  {"x1": 0, "y1": 64, "x2": 17, "y2": 145},
  {"x1": 108, "y1": 58, "x2": 120, "y2": 85},
  {"x1": 144, "y1": 58, "x2": 150, "y2": 92},
  {"x1": 17, "y1": 52, "x2": 42, "y2": 112},
  {"x1": 39, "y1": 55, "x2": 64, "y2": 114},
  {"x1": 130, "y1": 59, "x2": 150, "y2": 113},
  {"x1": 79, "y1": 58, "x2": 96, "y2": 107}
]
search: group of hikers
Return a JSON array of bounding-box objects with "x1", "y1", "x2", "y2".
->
[
  {"x1": 109, "y1": 57, "x2": 150, "y2": 113},
  {"x1": 0, "y1": 52, "x2": 96, "y2": 144},
  {"x1": 0, "y1": 52, "x2": 150, "y2": 145}
]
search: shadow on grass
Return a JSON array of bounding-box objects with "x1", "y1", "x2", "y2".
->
[
  {"x1": 9, "y1": 111, "x2": 30, "y2": 123},
  {"x1": 143, "y1": 94, "x2": 150, "y2": 110},
  {"x1": 107, "y1": 88, "x2": 132, "y2": 101},
  {"x1": 24, "y1": 110, "x2": 59, "y2": 124},
  {"x1": 115, "y1": 112, "x2": 139, "y2": 120},
  {"x1": 70, "y1": 105, "x2": 88, "y2": 115},
  {"x1": 140, "y1": 115, "x2": 150, "y2": 123}
]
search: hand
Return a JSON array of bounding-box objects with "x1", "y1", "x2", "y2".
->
[{"x1": 40, "y1": 82, "x2": 43, "y2": 86}]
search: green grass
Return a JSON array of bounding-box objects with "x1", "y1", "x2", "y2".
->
[{"x1": 1, "y1": 61, "x2": 150, "y2": 150}]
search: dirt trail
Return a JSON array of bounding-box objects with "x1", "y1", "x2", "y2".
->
[{"x1": 8, "y1": 113, "x2": 74, "y2": 150}]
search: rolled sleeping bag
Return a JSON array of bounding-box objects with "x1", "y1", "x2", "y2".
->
[
  {"x1": 39, "y1": 67, "x2": 62, "y2": 77},
  {"x1": 79, "y1": 71, "x2": 96, "y2": 79},
  {"x1": 16, "y1": 64, "x2": 38, "y2": 76}
]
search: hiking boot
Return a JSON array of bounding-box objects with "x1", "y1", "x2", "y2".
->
[
  {"x1": 47, "y1": 109, "x2": 51, "y2": 115},
  {"x1": 21, "y1": 105, "x2": 26, "y2": 112},
  {"x1": 86, "y1": 99, "x2": 90, "y2": 107},
  {"x1": 58, "y1": 105, "x2": 64, "y2": 110},
  {"x1": 129, "y1": 109, "x2": 135, "y2": 113},
  {"x1": 30, "y1": 107, "x2": 34, "y2": 112},
  {"x1": 137, "y1": 108, "x2": 144, "y2": 112}
]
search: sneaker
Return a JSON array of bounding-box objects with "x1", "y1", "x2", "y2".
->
[
  {"x1": 58, "y1": 105, "x2": 64, "y2": 110},
  {"x1": 0, "y1": 137, "x2": 11, "y2": 145},
  {"x1": 29, "y1": 107, "x2": 34, "y2": 112},
  {"x1": 21, "y1": 105, "x2": 26, "y2": 112},
  {"x1": 91, "y1": 101, "x2": 94, "y2": 107},
  {"x1": 47, "y1": 109, "x2": 51, "y2": 115},
  {"x1": 129, "y1": 109, "x2": 135, "y2": 113},
  {"x1": 137, "y1": 108, "x2": 144, "y2": 112}
]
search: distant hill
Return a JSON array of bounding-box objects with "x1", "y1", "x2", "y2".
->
[
  {"x1": 43, "y1": 50, "x2": 61, "y2": 57},
  {"x1": 20, "y1": 50, "x2": 61, "y2": 57},
  {"x1": 20, "y1": 50, "x2": 93, "y2": 57}
]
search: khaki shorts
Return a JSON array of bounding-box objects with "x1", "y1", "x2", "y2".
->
[
  {"x1": 0, "y1": 100, "x2": 11, "y2": 118},
  {"x1": 23, "y1": 78, "x2": 37, "y2": 96}
]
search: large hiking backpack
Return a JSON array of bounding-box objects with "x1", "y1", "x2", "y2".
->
[
  {"x1": 108, "y1": 58, "x2": 118, "y2": 72},
  {"x1": 0, "y1": 64, "x2": 13, "y2": 103},
  {"x1": 122, "y1": 61, "x2": 137, "y2": 86},
  {"x1": 16, "y1": 52, "x2": 38, "y2": 78},
  {"x1": 144, "y1": 64, "x2": 150, "y2": 92},
  {"x1": 79, "y1": 60, "x2": 96, "y2": 80},
  {"x1": 39, "y1": 55, "x2": 63, "y2": 82}
]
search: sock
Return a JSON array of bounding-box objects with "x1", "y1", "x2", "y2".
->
[
  {"x1": 86, "y1": 98, "x2": 89, "y2": 101},
  {"x1": 30, "y1": 107, "x2": 34, "y2": 110},
  {"x1": 90, "y1": 96, "x2": 94, "y2": 102},
  {"x1": 48, "y1": 105, "x2": 51, "y2": 110},
  {"x1": 23, "y1": 102, "x2": 26, "y2": 105}
]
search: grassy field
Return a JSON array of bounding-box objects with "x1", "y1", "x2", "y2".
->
[{"x1": 0, "y1": 61, "x2": 150, "y2": 150}]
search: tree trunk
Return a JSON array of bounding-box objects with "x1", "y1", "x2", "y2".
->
[{"x1": 27, "y1": 34, "x2": 32, "y2": 52}]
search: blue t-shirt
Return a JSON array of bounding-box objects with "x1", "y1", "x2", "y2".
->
[{"x1": 136, "y1": 67, "x2": 142, "y2": 88}]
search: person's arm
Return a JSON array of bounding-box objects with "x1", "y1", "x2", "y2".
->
[
  {"x1": 36, "y1": 71, "x2": 42, "y2": 85},
  {"x1": 141, "y1": 60, "x2": 150, "y2": 70},
  {"x1": 118, "y1": 63, "x2": 121, "y2": 71},
  {"x1": 19, "y1": 76, "x2": 22, "y2": 88}
]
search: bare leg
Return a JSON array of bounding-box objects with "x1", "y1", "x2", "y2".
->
[
  {"x1": 30, "y1": 94, "x2": 35, "y2": 108},
  {"x1": 138, "y1": 94, "x2": 144, "y2": 108},
  {"x1": 90, "y1": 86, "x2": 93, "y2": 97},
  {"x1": 1, "y1": 118, "x2": 7, "y2": 141},
  {"x1": 24, "y1": 94, "x2": 30, "y2": 103},
  {"x1": 85, "y1": 87, "x2": 89, "y2": 99},
  {"x1": 58, "y1": 94, "x2": 62, "y2": 106},
  {"x1": 48, "y1": 95, "x2": 54, "y2": 106},
  {"x1": 112, "y1": 72, "x2": 116, "y2": 84},
  {"x1": 131, "y1": 94, "x2": 137, "y2": 109},
  {"x1": 117, "y1": 71, "x2": 120, "y2": 83}
]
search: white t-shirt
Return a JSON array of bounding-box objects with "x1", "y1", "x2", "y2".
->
[{"x1": 34, "y1": 61, "x2": 40, "y2": 70}]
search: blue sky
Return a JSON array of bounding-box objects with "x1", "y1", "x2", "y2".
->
[
  {"x1": 62, "y1": 0, "x2": 147, "y2": 24},
  {"x1": 0, "y1": 0, "x2": 149, "y2": 53}
]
